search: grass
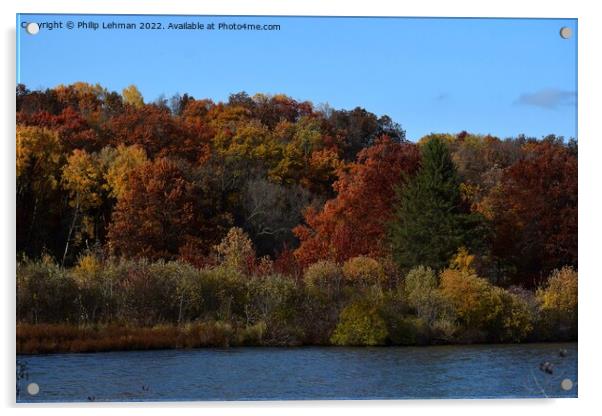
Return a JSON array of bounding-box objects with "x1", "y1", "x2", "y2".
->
[{"x1": 16, "y1": 321, "x2": 260, "y2": 354}]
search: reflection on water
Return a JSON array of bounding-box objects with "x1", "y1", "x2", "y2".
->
[{"x1": 17, "y1": 342, "x2": 577, "y2": 402}]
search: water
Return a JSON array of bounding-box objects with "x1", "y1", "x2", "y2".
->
[{"x1": 17, "y1": 343, "x2": 577, "y2": 402}]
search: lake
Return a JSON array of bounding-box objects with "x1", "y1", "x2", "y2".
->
[{"x1": 16, "y1": 342, "x2": 577, "y2": 402}]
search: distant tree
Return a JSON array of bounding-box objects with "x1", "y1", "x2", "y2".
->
[
  {"x1": 107, "y1": 158, "x2": 230, "y2": 261},
  {"x1": 481, "y1": 140, "x2": 577, "y2": 284},
  {"x1": 61, "y1": 149, "x2": 104, "y2": 264},
  {"x1": 17, "y1": 107, "x2": 101, "y2": 152},
  {"x1": 242, "y1": 178, "x2": 313, "y2": 256},
  {"x1": 104, "y1": 144, "x2": 148, "y2": 200},
  {"x1": 16, "y1": 126, "x2": 63, "y2": 198},
  {"x1": 389, "y1": 137, "x2": 486, "y2": 271},
  {"x1": 108, "y1": 105, "x2": 210, "y2": 162},
  {"x1": 121, "y1": 84, "x2": 144, "y2": 108},
  {"x1": 327, "y1": 107, "x2": 405, "y2": 161},
  {"x1": 213, "y1": 227, "x2": 256, "y2": 273},
  {"x1": 294, "y1": 137, "x2": 420, "y2": 266},
  {"x1": 16, "y1": 126, "x2": 65, "y2": 257}
]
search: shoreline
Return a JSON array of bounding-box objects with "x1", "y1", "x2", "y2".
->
[{"x1": 16, "y1": 323, "x2": 577, "y2": 355}]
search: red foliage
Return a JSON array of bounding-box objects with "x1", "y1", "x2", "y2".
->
[
  {"x1": 273, "y1": 245, "x2": 303, "y2": 280},
  {"x1": 108, "y1": 158, "x2": 230, "y2": 261},
  {"x1": 108, "y1": 105, "x2": 211, "y2": 163},
  {"x1": 293, "y1": 137, "x2": 421, "y2": 267},
  {"x1": 486, "y1": 141, "x2": 577, "y2": 282},
  {"x1": 17, "y1": 107, "x2": 101, "y2": 152}
]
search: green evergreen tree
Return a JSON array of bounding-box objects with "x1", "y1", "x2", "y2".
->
[{"x1": 389, "y1": 137, "x2": 484, "y2": 271}]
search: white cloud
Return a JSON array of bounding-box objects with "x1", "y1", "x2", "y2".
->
[{"x1": 516, "y1": 88, "x2": 576, "y2": 109}]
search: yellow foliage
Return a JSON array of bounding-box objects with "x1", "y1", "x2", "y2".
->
[
  {"x1": 72, "y1": 253, "x2": 103, "y2": 287},
  {"x1": 537, "y1": 266, "x2": 578, "y2": 316},
  {"x1": 440, "y1": 268, "x2": 502, "y2": 329},
  {"x1": 62, "y1": 149, "x2": 103, "y2": 209},
  {"x1": 449, "y1": 247, "x2": 477, "y2": 274},
  {"x1": 104, "y1": 145, "x2": 148, "y2": 199},
  {"x1": 16, "y1": 126, "x2": 62, "y2": 193},
  {"x1": 214, "y1": 227, "x2": 255, "y2": 273},
  {"x1": 122, "y1": 84, "x2": 144, "y2": 108}
]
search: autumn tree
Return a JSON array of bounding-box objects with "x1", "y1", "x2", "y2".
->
[
  {"x1": 61, "y1": 149, "x2": 105, "y2": 264},
  {"x1": 104, "y1": 144, "x2": 148, "y2": 199},
  {"x1": 16, "y1": 126, "x2": 65, "y2": 257},
  {"x1": 326, "y1": 107, "x2": 405, "y2": 161},
  {"x1": 108, "y1": 105, "x2": 210, "y2": 162},
  {"x1": 294, "y1": 137, "x2": 420, "y2": 267},
  {"x1": 107, "y1": 158, "x2": 231, "y2": 261},
  {"x1": 121, "y1": 84, "x2": 144, "y2": 108},
  {"x1": 17, "y1": 107, "x2": 101, "y2": 152},
  {"x1": 389, "y1": 137, "x2": 487, "y2": 272},
  {"x1": 481, "y1": 140, "x2": 577, "y2": 285}
]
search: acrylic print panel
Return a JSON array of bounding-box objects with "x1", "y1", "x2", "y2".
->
[{"x1": 16, "y1": 14, "x2": 577, "y2": 402}]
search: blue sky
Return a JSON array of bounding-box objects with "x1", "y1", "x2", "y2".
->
[{"x1": 17, "y1": 15, "x2": 577, "y2": 141}]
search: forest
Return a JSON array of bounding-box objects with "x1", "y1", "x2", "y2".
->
[{"x1": 16, "y1": 83, "x2": 577, "y2": 353}]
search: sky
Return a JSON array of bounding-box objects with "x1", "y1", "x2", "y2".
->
[{"x1": 17, "y1": 14, "x2": 577, "y2": 141}]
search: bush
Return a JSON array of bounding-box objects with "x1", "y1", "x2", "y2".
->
[
  {"x1": 17, "y1": 257, "x2": 79, "y2": 323},
  {"x1": 330, "y1": 299, "x2": 388, "y2": 346},
  {"x1": 536, "y1": 266, "x2": 578, "y2": 340},
  {"x1": 149, "y1": 260, "x2": 205, "y2": 323},
  {"x1": 440, "y1": 268, "x2": 535, "y2": 342},
  {"x1": 404, "y1": 266, "x2": 444, "y2": 323},
  {"x1": 214, "y1": 227, "x2": 255, "y2": 273},
  {"x1": 303, "y1": 260, "x2": 342, "y2": 297},
  {"x1": 196, "y1": 266, "x2": 248, "y2": 321},
  {"x1": 386, "y1": 315, "x2": 430, "y2": 345},
  {"x1": 245, "y1": 274, "x2": 303, "y2": 345},
  {"x1": 491, "y1": 288, "x2": 534, "y2": 342},
  {"x1": 117, "y1": 259, "x2": 180, "y2": 324},
  {"x1": 342, "y1": 256, "x2": 386, "y2": 287},
  {"x1": 440, "y1": 268, "x2": 503, "y2": 331}
]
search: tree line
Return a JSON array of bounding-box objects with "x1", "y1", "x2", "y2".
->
[{"x1": 16, "y1": 83, "x2": 577, "y2": 351}]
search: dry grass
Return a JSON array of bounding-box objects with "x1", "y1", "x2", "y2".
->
[{"x1": 16, "y1": 322, "x2": 249, "y2": 354}]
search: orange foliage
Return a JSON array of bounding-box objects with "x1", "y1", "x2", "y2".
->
[
  {"x1": 108, "y1": 158, "x2": 230, "y2": 260},
  {"x1": 294, "y1": 137, "x2": 420, "y2": 266}
]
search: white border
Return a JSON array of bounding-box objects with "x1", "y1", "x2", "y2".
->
[{"x1": 2, "y1": 1, "x2": 601, "y2": 415}]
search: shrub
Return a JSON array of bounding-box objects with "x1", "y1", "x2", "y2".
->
[
  {"x1": 403, "y1": 266, "x2": 456, "y2": 333},
  {"x1": 303, "y1": 260, "x2": 342, "y2": 297},
  {"x1": 150, "y1": 260, "x2": 205, "y2": 323},
  {"x1": 214, "y1": 227, "x2": 256, "y2": 273},
  {"x1": 70, "y1": 252, "x2": 120, "y2": 323},
  {"x1": 196, "y1": 265, "x2": 248, "y2": 321},
  {"x1": 245, "y1": 274, "x2": 303, "y2": 345},
  {"x1": 439, "y1": 268, "x2": 503, "y2": 331},
  {"x1": 536, "y1": 266, "x2": 578, "y2": 340},
  {"x1": 71, "y1": 252, "x2": 103, "y2": 286},
  {"x1": 386, "y1": 315, "x2": 430, "y2": 345},
  {"x1": 440, "y1": 268, "x2": 534, "y2": 342},
  {"x1": 342, "y1": 256, "x2": 386, "y2": 287},
  {"x1": 16, "y1": 257, "x2": 79, "y2": 323},
  {"x1": 330, "y1": 299, "x2": 388, "y2": 346},
  {"x1": 491, "y1": 288, "x2": 534, "y2": 342}
]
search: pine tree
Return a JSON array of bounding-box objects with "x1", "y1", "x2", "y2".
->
[{"x1": 389, "y1": 137, "x2": 484, "y2": 271}]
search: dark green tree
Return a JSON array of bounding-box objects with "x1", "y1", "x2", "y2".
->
[{"x1": 389, "y1": 137, "x2": 485, "y2": 271}]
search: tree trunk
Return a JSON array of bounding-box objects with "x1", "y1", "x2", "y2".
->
[{"x1": 62, "y1": 201, "x2": 80, "y2": 267}]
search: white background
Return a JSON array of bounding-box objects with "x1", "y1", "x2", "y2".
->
[{"x1": 2, "y1": 0, "x2": 601, "y2": 414}]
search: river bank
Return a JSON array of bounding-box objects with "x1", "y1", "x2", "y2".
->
[{"x1": 16, "y1": 323, "x2": 577, "y2": 355}]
